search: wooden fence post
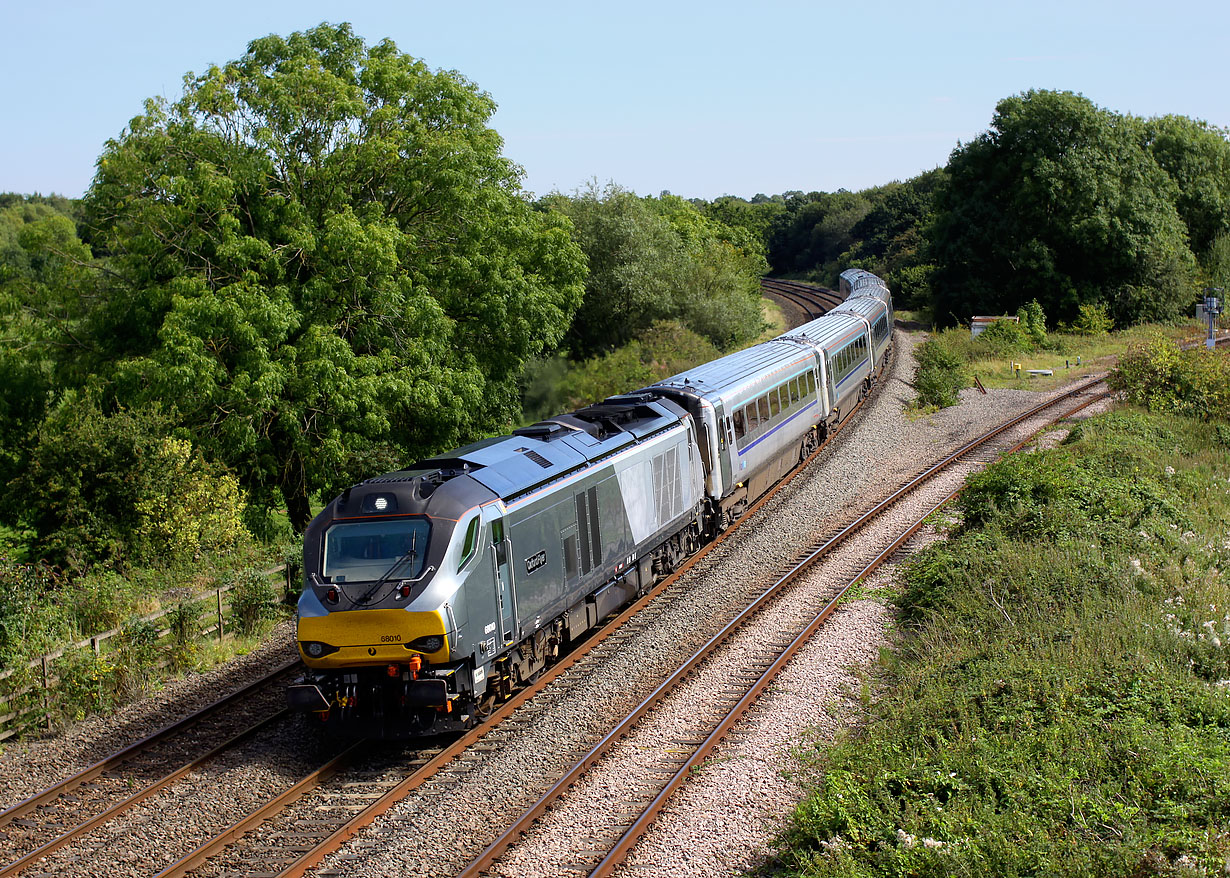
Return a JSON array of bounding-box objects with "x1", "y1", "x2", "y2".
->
[
  {"x1": 217, "y1": 588, "x2": 224, "y2": 642},
  {"x1": 41, "y1": 655, "x2": 51, "y2": 729}
]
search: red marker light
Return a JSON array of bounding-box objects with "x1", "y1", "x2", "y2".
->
[{"x1": 326, "y1": 588, "x2": 339, "y2": 604}]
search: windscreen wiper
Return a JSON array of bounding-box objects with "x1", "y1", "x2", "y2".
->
[{"x1": 357, "y1": 532, "x2": 421, "y2": 604}]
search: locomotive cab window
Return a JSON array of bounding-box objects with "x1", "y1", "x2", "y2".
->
[
  {"x1": 457, "y1": 516, "x2": 480, "y2": 573},
  {"x1": 323, "y1": 518, "x2": 432, "y2": 583}
]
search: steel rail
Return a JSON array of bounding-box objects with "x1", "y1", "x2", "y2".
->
[
  {"x1": 154, "y1": 740, "x2": 368, "y2": 878},
  {"x1": 457, "y1": 375, "x2": 1108, "y2": 878},
  {"x1": 0, "y1": 656, "x2": 300, "y2": 828},
  {"x1": 589, "y1": 386, "x2": 1116, "y2": 875},
  {"x1": 0, "y1": 708, "x2": 292, "y2": 878}
]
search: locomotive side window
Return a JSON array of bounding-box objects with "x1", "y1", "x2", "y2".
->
[{"x1": 457, "y1": 516, "x2": 480, "y2": 572}]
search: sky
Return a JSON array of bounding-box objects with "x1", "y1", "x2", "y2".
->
[{"x1": 3, "y1": 0, "x2": 1228, "y2": 202}]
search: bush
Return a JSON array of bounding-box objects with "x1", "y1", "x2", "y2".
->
[
  {"x1": 13, "y1": 395, "x2": 254, "y2": 570},
  {"x1": 165, "y1": 601, "x2": 203, "y2": 670},
  {"x1": 1069, "y1": 302, "x2": 1114, "y2": 335},
  {"x1": 978, "y1": 317, "x2": 1031, "y2": 354},
  {"x1": 1109, "y1": 334, "x2": 1230, "y2": 420},
  {"x1": 913, "y1": 336, "x2": 970, "y2": 408},
  {"x1": 228, "y1": 568, "x2": 280, "y2": 636},
  {"x1": 0, "y1": 558, "x2": 70, "y2": 664}
]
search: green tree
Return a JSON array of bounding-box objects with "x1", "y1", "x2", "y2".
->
[
  {"x1": 0, "y1": 202, "x2": 98, "y2": 501},
  {"x1": 545, "y1": 184, "x2": 764, "y2": 357},
  {"x1": 1142, "y1": 115, "x2": 1230, "y2": 258},
  {"x1": 766, "y1": 189, "x2": 873, "y2": 282},
  {"x1": 79, "y1": 23, "x2": 586, "y2": 530},
  {"x1": 14, "y1": 395, "x2": 252, "y2": 570},
  {"x1": 930, "y1": 90, "x2": 1197, "y2": 328},
  {"x1": 544, "y1": 183, "x2": 682, "y2": 356}
]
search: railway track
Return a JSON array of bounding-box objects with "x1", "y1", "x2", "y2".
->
[
  {"x1": 760, "y1": 278, "x2": 842, "y2": 325},
  {"x1": 0, "y1": 659, "x2": 301, "y2": 878},
  {"x1": 143, "y1": 380, "x2": 893, "y2": 878},
  {"x1": 457, "y1": 376, "x2": 1113, "y2": 877}
]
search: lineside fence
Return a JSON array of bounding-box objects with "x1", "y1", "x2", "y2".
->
[{"x1": 0, "y1": 565, "x2": 295, "y2": 742}]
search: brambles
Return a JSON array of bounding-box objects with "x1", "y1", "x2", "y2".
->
[{"x1": 775, "y1": 409, "x2": 1230, "y2": 876}]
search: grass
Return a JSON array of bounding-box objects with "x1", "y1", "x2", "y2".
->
[
  {"x1": 769, "y1": 407, "x2": 1230, "y2": 877},
  {"x1": 920, "y1": 322, "x2": 1206, "y2": 396}
]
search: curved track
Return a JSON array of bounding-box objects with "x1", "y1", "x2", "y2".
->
[
  {"x1": 458, "y1": 377, "x2": 1113, "y2": 877},
  {"x1": 760, "y1": 278, "x2": 842, "y2": 326}
]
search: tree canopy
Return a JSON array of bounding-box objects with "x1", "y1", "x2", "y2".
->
[
  {"x1": 544, "y1": 183, "x2": 764, "y2": 358},
  {"x1": 929, "y1": 90, "x2": 1197, "y2": 327},
  {"x1": 77, "y1": 23, "x2": 586, "y2": 530}
]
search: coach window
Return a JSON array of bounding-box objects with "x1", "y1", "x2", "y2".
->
[
  {"x1": 758, "y1": 396, "x2": 770, "y2": 425},
  {"x1": 732, "y1": 407, "x2": 745, "y2": 439},
  {"x1": 744, "y1": 402, "x2": 759, "y2": 433},
  {"x1": 768, "y1": 387, "x2": 780, "y2": 418}
]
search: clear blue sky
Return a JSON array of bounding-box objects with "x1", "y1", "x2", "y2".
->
[{"x1": 4, "y1": 0, "x2": 1227, "y2": 201}]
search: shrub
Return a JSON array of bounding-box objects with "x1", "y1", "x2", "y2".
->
[
  {"x1": 978, "y1": 317, "x2": 1031, "y2": 354},
  {"x1": 1016, "y1": 299, "x2": 1048, "y2": 346},
  {"x1": 0, "y1": 558, "x2": 70, "y2": 664},
  {"x1": 913, "y1": 336, "x2": 970, "y2": 408},
  {"x1": 228, "y1": 569, "x2": 280, "y2": 636},
  {"x1": 165, "y1": 601, "x2": 203, "y2": 670},
  {"x1": 1110, "y1": 334, "x2": 1230, "y2": 420},
  {"x1": 111, "y1": 618, "x2": 161, "y2": 700},
  {"x1": 14, "y1": 395, "x2": 254, "y2": 570},
  {"x1": 1070, "y1": 302, "x2": 1114, "y2": 335}
]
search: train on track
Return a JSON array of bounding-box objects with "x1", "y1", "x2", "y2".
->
[{"x1": 287, "y1": 270, "x2": 894, "y2": 736}]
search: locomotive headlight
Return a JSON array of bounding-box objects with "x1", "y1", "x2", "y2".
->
[
  {"x1": 301, "y1": 640, "x2": 339, "y2": 658},
  {"x1": 408, "y1": 635, "x2": 444, "y2": 654}
]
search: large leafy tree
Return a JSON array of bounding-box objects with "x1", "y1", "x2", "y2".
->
[
  {"x1": 1141, "y1": 115, "x2": 1230, "y2": 259},
  {"x1": 80, "y1": 24, "x2": 586, "y2": 530},
  {"x1": 929, "y1": 90, "x2": 1196, "y2": 327},
  {"x1": 544, "y1": 184, "x2": 765, "y2": 358},
  {"x1": 0, "y1": 200, "x2": 97, "y2": 495}
]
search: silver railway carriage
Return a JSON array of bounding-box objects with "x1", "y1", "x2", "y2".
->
[{"x1": 289, "y1": 272, "x2": 895, "y2": 736}]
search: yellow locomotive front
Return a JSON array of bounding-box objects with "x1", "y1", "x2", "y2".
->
[{"x1": 287, "y1": 471, "x2": 497, "y2": 736}]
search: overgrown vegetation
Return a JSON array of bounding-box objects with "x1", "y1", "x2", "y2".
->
[
  {"x1": 772, "y1": 399, "x2": 1230, "y2": 875},
  {"x1": 1110, "y1": 334, "x2": 1230, "y2": 421}
]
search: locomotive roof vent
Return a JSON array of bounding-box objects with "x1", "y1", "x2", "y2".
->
[{"x1": 514, "y1": 446, "x2": 554, "y2": 469}]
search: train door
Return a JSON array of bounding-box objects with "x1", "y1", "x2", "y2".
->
[{"x1": 483, "y1": 507, "x2": 517, "y2": 645}]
